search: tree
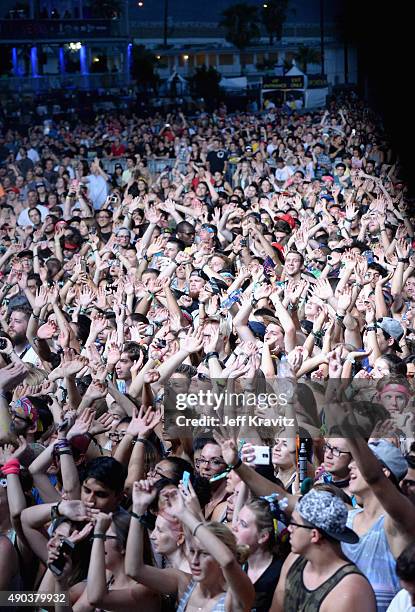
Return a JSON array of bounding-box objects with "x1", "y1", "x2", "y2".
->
[
  {"x1": 131, "y1": 45, "x2": 159, "y2": 91},
  {"x1": 219, "y1": 3, "x2": 260, "y2": 50},
  {"x1": 261, "y1": 0, "x2": 289, "y2": 45},
  {"x1": 189, "y1": 65, "x2": 221, "y2": 107},
  {"x1": 294, "y1": 45, "x2": 321, "y2": 74},
  {"x1": 89, "y1": 0, "x2": 121, "y2": 19}
]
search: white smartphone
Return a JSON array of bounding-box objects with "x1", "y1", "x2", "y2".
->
[{"x1": 253, "y1": 445, "x2": 271, "y2": 465}]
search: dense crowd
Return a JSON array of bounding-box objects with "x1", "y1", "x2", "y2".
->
[{"x1": 0, "y1": 92, "x2": 415, "y2": 611}]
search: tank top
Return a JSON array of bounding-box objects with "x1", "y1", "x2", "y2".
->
[
  {"x1": 284, "y1": 555, "x2": 365, "y2": 611},
  {"x1": 342, "y1": 509, "x2": 400, "y2": 612},
  {"x1": 176, "y1": 580, "x2": 226, "y2": 612},
  {"x1": 243, "y1": 555, "x2": 283, "y2": 612}
]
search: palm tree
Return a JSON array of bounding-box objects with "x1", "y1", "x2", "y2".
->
[
  {"x1": 294, "y1": 45, "x2": 321, "y2": 74},
  {"x1": 219, "y1": 3, "x2": 260, "y2": 50},
  {"x1": 261, "y1": 0, "x2": 289, "y2": 45}
]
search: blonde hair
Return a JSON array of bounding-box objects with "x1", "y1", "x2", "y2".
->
[
  {"x1": 205, "y1": 522, "x2": 250, "y2": 564},
  {"x1": 24, "y1": 366, "x2": 48, "y2": 386}
]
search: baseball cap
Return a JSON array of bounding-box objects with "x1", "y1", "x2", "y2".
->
[
  {"x1": 248, "y1": 321, "x2": 266, "y2": 340},
  {"x1": 377, "y1": 317, "x2": 404, "y2": 352},
  {"x1": 296, "y1": 489, "x2": 359, "y2": 544},
  {"x1": 190, "y1": 269, "x2": 209, "y2": 282},
  {"x1": 12, "y1": 397, "x2": 43, "y2": 432},
  {"x1": 368, "y1": 439, "x2": 408, "y2": 482}
]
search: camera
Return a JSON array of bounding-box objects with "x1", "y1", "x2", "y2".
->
[
  {"x1": 0, "y1": 338, "x2": 8, "y2": 350},
  {"x1": 48, "y1": 538, "x2": 75, "y2": 576}
]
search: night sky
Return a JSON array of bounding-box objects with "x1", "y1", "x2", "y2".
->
[{"x1": 130, "y1": 0, "x2": 345, "y2": 22}]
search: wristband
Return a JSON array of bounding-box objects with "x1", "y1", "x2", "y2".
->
[
  {"x1": 398, "y1": 258, "x2": 409, "y2": 263},
  {"x1": 205, "y1": 351, "x2": 219, "y2": 362},
  {"x1": 251, "y1": 298, "x2": 258, "y2": 308},
  {"x1": 192, "y1": 522, "x2": 205, "y2": 537},
  {"x1": 366, "y1": 324, "x2": 377, "y2": 332},
  {"x1": 346, "y1": 218, "x2": 353, "y2": 222},
  {"x1": 2, "y1": 458, "x2": 20, "y2": 475},
  {"x1": 92, "y1": 533, "x2": 106, "y2": 539},
  {"x1": 287, "y1": 302, "x2": 298, "y2": 312},
  {"x1": 311, "y1": 330, "x2": 323, "y2": 340},
  {"x1": 32, "y1": 312, "x2": 40, "y2": 319},
  {"x1": 230, "y1": 458, "x2": 242, "y2": 470},
  {"x1": 354, "y1": 283, "x2": 363, "y2": 290},
  {"x1": 131, "y1": 511, "x2": 156, "y2": 529},
  {"x1": 346, "y1": 356, "x2": 356, "y2": 364},
  {"x1": 380, "y1": 228, "x2": 387, "y2": 233},
  {"x1": 57, "y1": 450, "x2": 73, "y2": 456}
]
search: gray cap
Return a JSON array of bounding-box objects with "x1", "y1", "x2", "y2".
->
[
  {"x1": 296, "y1": 489, "x2": 359, "y2": 544},
  {"x1": 368, "y1": 439, "x2": 408, "y2": 482},
  {"x1": 377, "y1": 317, "x2": 404, "y2": 351}
]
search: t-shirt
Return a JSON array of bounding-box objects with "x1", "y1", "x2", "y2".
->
[
  {"x1": 387, "y1": 589, "x2": 415, "y2": 612},
  {"x1": 87, "y1": 174, "x2": 108, "y2": 210},
  {"x1": 207, "y1": 149, "x2": 228, "y2": 173}
]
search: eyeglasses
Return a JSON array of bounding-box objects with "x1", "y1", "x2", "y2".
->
[
  {"x1": 11, "y1": 413, "x2": 32, "y2": 425},
  {"x1": 108, "y1": 432, "x2": 125, "y2": 442},
  {"x1": 196, "y1": 457, "x2": 226, "y2": 469},
  {"x1": 288, "y1": 521, "x2": 315, "y2": 530},
  {"x1": 402, "y1": 479, "x2": 415, "y2": 488},
  {"x1": 323, "y1": 443, "x2": 351, "y2": 458}
]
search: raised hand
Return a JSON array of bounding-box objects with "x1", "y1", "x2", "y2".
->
[
  {"x1": 67, "y1": 407, "x2": 95, "y2": 440},
  {"x1": 132, "y1": 478, "x2": 158, "y2": 515},
  {"x1": 85, "y1": 380, "x2": 107, "y2": 402},
  {"x1": 126, "y1": 406, "x2": 162, "y2": 439},
  {"x1": 212, "y1": 431, "x2": 238, "y2": 466},
  {"x1": 180, "y1": 327, "x2": 204, "y2": 354},
  {"x1": 37, "y1": 320, "x2": 58, "y2": 340}
]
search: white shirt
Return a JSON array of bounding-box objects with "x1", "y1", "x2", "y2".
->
[
  {"x1": 387, "y1": 589, "x2": 415, "y2": 612},
  {"x1": 386, "y1": 589, "x2": 415, "y2": 612},
  {"x1": 17, "y1": 205, "x2": 49, "y2": 227},
  {"x1": 87, "y1": 174, "x2": 108, "y2": 210},
  {"x1": 27, "y1": 148, "x2": 40, "y2": 163},
  {"x1": 274, "y1": 165, "x2": 294, "y2": 182}
]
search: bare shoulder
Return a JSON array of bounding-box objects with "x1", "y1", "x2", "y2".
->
[{"x1": 322, "y1": 573, "x2": 376, "y2": 612}]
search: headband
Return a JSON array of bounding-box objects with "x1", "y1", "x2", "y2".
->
[{"x1": 379, "y1": 384, "x2": 410, "y2": 397}]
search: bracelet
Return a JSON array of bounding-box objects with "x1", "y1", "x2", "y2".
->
[
  {"x1": 346, "y1": 356, "x2": 356, "y2": 364},
  {"x1": 311, "y1": 330, "x2": 323, "y2": 339},
  {"x1": 230, "y1": 458, "x2": 242, "y2": 470},
  {"x1": 354, "y1": 283, "x2": 363, "y2": 290},
  {"x1": 92, "y1": 533, "x2": 106, "y2": 539},
  {"x1": 57, "y1": 450, "x2": 73, "y2": 456},
  {"x1": 192, "y1": 521, "x2": 205, "y2": 537},
  {"x1": 205, "y1": 351, "x2": 219, "y2": 362},
  {"x1": 398, "y1": 258, "x2": 409, "y2": 263},
  {"x1": 131, "y1": 511, "x2": 145, "y2": 521},
  {"x1": 346, "y1": 218, "x2": 353, "y2": 222},
  {"x1": 68, "y1": 278, "x2": 75, "y2": 284},
  {"x1": 380, "y1": 228, "x2": 387, "y2": 233},
  {"x1": 366, "y1": 324, "x2": 377, "y2": 332},
  {"x1": 32, "y1": 312, "x2": 40, "y2": 319},
  {"x1": 251, "y1": 298, "x2": 258, "y2": 307},
  {"x1": 133, "y1": 437, "x2": 148, "y2": 446},
  {"x1": 287, "y1": 302, "x2": 298, "y2": 312},
  {"x1": 2, "y1": 458, "x2": 20, "y2": 475}
]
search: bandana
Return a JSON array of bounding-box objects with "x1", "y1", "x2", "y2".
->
[{"x1": 13, "y1": 397, "x2": 43, "y2": 432}]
